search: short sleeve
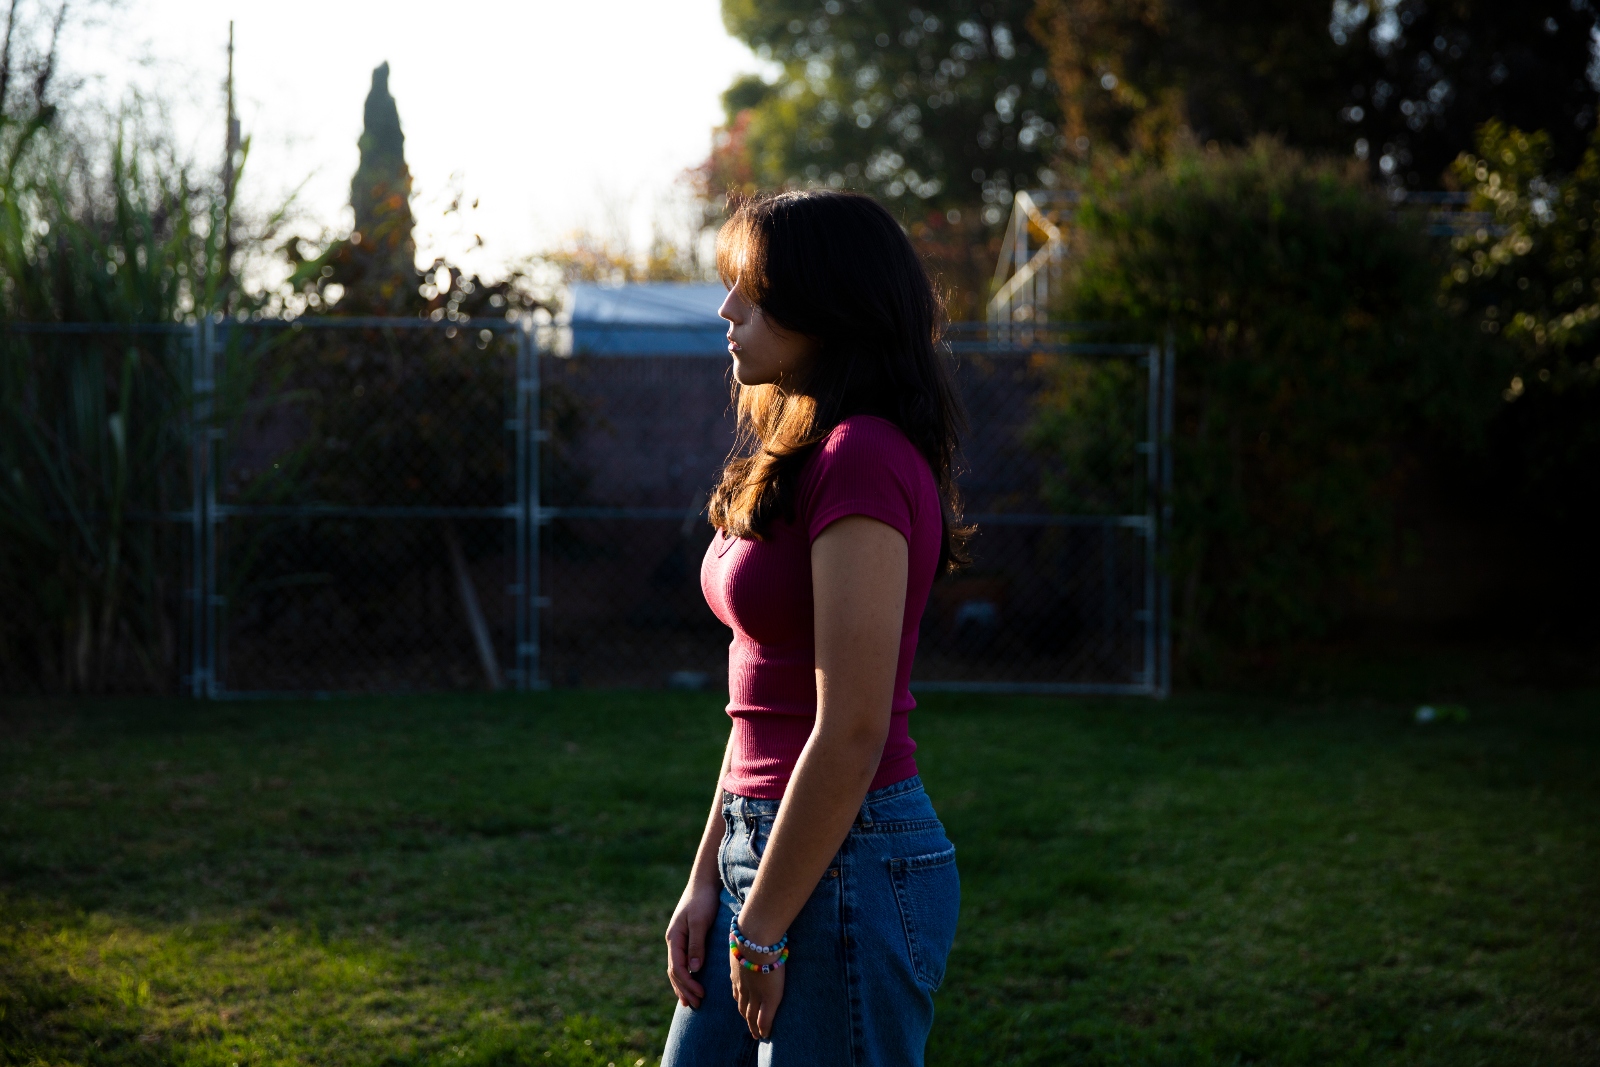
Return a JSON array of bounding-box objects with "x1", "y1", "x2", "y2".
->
[{"x1": 799, "y1": 417, "x2": 924, "y2": 544}]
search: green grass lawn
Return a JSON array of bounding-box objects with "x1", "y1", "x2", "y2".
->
[{"x1": 0, "y1": 690, "x2": 1595, "y2": 1066}]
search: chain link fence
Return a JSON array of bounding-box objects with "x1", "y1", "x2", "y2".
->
[{"x1": 4, "y1": 317, "x2": 1170, "y2": 697}]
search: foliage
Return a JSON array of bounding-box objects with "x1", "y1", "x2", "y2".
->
[
  {"x1": 0, "y1": 0, "x2": 277, "y2": 693},
  {"x1": 1, "y1": 689, "x2": 1596, "y2": 1065},
  {"x1": 1439, "y1": 120, "x2": 1600, "y2": 611},
  {"x1": 1339, "y1": 1, "x2": 1600, "y2": 188},
  {"x1": 1444, "y1": 121, "x2": 1600, "y2": 428},
  {"x1": 709, "y1": 0, "x2": 1060, "y2": 315},
  {"x1": 535, "y1": 229, "x2": 701, "y2": 288},
  {"x1": 1024, "y1": 352, "x2": 1145, "y2": 515},
  {"x1": 283, "y1": 63, "x2": 544, "y2": 323},
  {"x1": 0, "y1": 325, "x2": 192, "y2": 695},
  {"x1": 345, "y1": 61, "x2": 416, "y2": 313},
  {"x1": 1027, "y1": 0, "x2": 1599, "y2": 188},
  {"x1": 1045, "y1": 140, "x2": 1490, "y2": 669},
  {"x1": 715, "y1": 0, "x2": 1060, "y2": 213},
  {"x1": 1029, "y1": 0, "x2": 1351, "y2": 159}
]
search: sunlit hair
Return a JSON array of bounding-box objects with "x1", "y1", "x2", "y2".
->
[{"x1": 708, "y1": 189, "x2": 970, "y2": 572}]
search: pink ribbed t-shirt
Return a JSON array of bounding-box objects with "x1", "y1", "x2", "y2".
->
[{"x1": 700, "y1": 415, "x2": 941, "y2": 799}]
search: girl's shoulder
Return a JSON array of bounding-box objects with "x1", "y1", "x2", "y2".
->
[
  {"x1": 815, "y1": 414, "x2": 923, "y2": 468},
  {"x1": 800, "y1": 416, "x2": 934, "y2": 507}
]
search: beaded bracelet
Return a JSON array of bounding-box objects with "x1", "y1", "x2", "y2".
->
[
  {"x1": 729, "y1": 918, "x2": 788, "y2": 956},
  {"x1": 729, "y1": 940, "x2": 790, "y2": 974}
]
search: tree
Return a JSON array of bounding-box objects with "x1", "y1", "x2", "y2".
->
[
  {"x1": 284, "y1": 63, "x2": 541, "y2": 322},
  {"x1": 718, "y1": 0, "x2": 1062, "y2": 212},
  {"x1": 1027, "y1": 0, "x2": 1599, "y2": 187},
  {"x1": 291, "y1": 62, "x2": 420, "y2": 314},
  {"x1": 1341, "y1": 2, "x2": 1600, "y2": 188},
  {"x1": 1029, "y1": 0, "x2": 1352, "y2": 159},
  {"x1": 1439, "y1": 121, "x2": 1600, "y2": 620},
  {"x1": 708, "y1": 1, "x2": 1064, "y2": 315},
  {"x1": 348, "y1": 61, "x2": 417, "y2": 309},
  {"x1": 1444, "y1": 121, "x2": 1600, "y2": 412}
]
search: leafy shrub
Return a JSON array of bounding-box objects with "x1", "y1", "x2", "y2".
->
[
  {"x1": 1043, "y1": 139, "x2": 1492, "y2": 673},
  {"x1": 1025, "y1": 352, "x2": 1146, "y2": 516},
  {"x1": 1442, "y1": 123, "x2": 1600, "y2": 615}
]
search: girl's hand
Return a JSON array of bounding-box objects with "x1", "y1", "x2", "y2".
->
[
  {"x1": 665, "y1": 879, "x2": 720, "y2": 1008},
  {"x1": 730, "y1": 947, "x2": 786, "y2": 1040}
]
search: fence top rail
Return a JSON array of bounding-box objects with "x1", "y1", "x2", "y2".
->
[
  {"x1": 3, "y1": 317, "x2": 1163, "y2": 342},
  {"x1": 1, "y1": 321, "x2": 193, "y2": 335},
  {"x1": 0, "y1": 317, "x2": 525, "y2": 335},
  {"x1": 944, "y1": 320, "x2": 1128, "y2": 334},
  {"x1": 555, "y1": 322, "x2": 726, "y2": 333},
  {"x1": 230, "y1": 316, "x2": 524, "y2": 332},
  {"x1": 946, "y1": 341, "x2": 1154, "y2": 356}
]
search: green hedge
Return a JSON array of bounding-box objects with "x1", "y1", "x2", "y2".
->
[{"x1": 1037, "y1": 140, "x2": 1496, "y2": 674}]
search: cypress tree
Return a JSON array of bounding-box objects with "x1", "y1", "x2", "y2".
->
[{"x1": 346, "y1": 61, "x2": 417, "y2": 312}]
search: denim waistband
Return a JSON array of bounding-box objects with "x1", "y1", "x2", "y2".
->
[{"x1": 722, "y1": 774, "x2": 925, "y2": 817}]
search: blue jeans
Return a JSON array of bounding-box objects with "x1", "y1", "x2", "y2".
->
[{"x1": 662, "y1": 775, "x2": 960, "y2": 1067}]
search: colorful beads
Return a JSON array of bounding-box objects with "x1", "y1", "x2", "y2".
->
[
  {"x1": 729, "y1": 939, "x2": 789, "y2": 974},
  {"x1": 729, "y1": 918, "x2": 788, "y2": 956}
]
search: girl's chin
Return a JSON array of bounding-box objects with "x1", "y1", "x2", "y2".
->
[{"x1": 731, "y1": 357, "x2": 778, "y2": 387}]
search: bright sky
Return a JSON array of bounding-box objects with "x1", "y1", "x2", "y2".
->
[{"x1": 62, "y1": 0, "x2": 767, "y2": 277}]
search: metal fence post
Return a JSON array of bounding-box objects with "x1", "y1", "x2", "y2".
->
[
  {"x1": 1157, "y1": 329, "x2": 1176, "y2": 699},
  {"x1": 512, "y1": 326, "x2": 528, "y2": 690},
  {"x1": 518, "y1": 322, "x2": 544, "y2": 689},
  {"x1": 188, "y1": 318, "x2": 218, "y2": 698},
  {"x1": 203, "y1": 318, "x2": 221, "y2": 697},
  {"x1": 188, "y1": 320, "x2": 204, "y2": 697},
  {"x1": 205, "y1": 320, "x2": 221, "y2": 697},
  {"x1": 1142, "y1": 345, "x2": 1160, "y2": 691}
]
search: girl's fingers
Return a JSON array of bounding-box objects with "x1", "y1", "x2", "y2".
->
[
  {"x1": 686, "y1": 916, "x2": 706, "y2": 973},
  {"x1": 666, "y1": 965, "x2": 696, "y2": 1009},
  {"x1": 756, "y1": 976, "x2": 782, "y2": 1039},
  {"x1": 665, "y1": 930, "x2": 704, "y2": 1005},
  {"x1": 739, "y1": 991, "x2": 760, "y2": 1039}
]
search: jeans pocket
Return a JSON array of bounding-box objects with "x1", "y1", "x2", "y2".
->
[
  {"x1": 750, "y1": 814, "x2": 774, "y2": 860},
  {"x1": 888, "y1": 845, "x2": 960, "y2": 991}
]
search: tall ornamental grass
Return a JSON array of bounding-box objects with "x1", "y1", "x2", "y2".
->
[{"x1": 0, "y1": 119, "x2": 248, "y2": 693}]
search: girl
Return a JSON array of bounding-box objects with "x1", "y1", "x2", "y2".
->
[{"x1": 663, "y1": 190, "x2": 967, "y2": 1066}]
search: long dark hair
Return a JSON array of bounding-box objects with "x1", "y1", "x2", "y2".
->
[{"x1": 707, "y1": 190, "x2": 970, "y2": 573}]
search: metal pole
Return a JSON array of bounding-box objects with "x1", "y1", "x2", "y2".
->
[
  {"x1": 202, "y1": 318, "x2": 220, "y2": 697},
  {"x1": 512, "y1": 327, "x2": 528, "y2": 690},
  {"x1": 188, "y1": 321, "x2": 206, "y2": 698},
  {"x1": 1102, "y1": 521, "x2": 1114, "y2": 670},
  {"x1": 1142, "y1": 346, "x2": 1159, "y2": 691},
  {"x1": 1158, "y1": 331, "x2": 1176, "y2": 699},
  {"x1": 521, "y1": 322, "x2": 544, "y2": 688}
]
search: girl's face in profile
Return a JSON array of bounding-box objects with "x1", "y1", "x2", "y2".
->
[{"x1": 720, "y1": 279, "x2": 814, "y2": 387}]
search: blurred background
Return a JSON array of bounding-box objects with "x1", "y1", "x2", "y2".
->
[{"x1": 4, "y1": 0, "x2": 1597, "y2": 697}]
